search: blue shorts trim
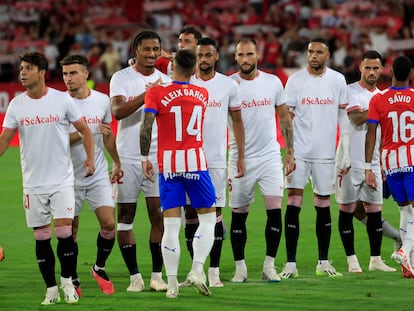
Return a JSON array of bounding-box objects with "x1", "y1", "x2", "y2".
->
[
  {"x1": 158, "y1": 171, "x2": 216, "y2": 211},
  {"x1": 385, "y1": 167, "x2": 414, "y2": 203}
]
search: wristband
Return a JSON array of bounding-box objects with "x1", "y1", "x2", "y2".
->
[
  {"x1": 365, "y1": 162, "x2": 372, "y2": 170},
  {"x1": 141, "y1": 155, "x2": 148, "y2": 162}
]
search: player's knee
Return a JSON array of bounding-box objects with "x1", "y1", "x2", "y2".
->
[
  {"x1": 287, "y1": 195, "x2": 303, "y2": 207},
  {"x1": 117, "y1": 205, "x2": 136, "y2": 223},
  {"x1": 264, "y1": 195, "x2": 282, "y2": 210},
  {"x1": 365, "y1": 204, "x2": 381, "y2": 213},
  {"x1": 314, "y1": 195, "x2": 330, "y2": 207},
  {"x1": 33, "y1": 227, "x2": 52, "y2": 241},
  {"x1": 100, "y1": 228, "x2": 115, "y2": 240},
  {"x1": 232, "y1": 205, "x2": 249, "y2": 214},
  {"x1": 339, "y1": 203, "x2": 356, "y2": 213},
  {"x1": 185, "y1": 205, "x2": 198, "y2": 219},
  {"x1": 55, "y1": 225, "x2": 72, "y2": 239},
  {"x1": 117, "y1": 222, "x2": 133, "y2": 231}
]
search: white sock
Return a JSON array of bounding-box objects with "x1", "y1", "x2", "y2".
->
[
  {"x1": 130, "y1": 273, "x2": 142, "y2": 280},
  {"x1": 151, "y1": 272, "x2": 162, "y2": 279},
  {"x1": 370, "y1": 255, "x2": 381, "y2": 262},
  {"x1": 398, "y1": 204, "x2": 410, "y2": 245},
  {"x1": 235, "y1": 259, "x2": 247, "y2": 270},
  {"x1": 60, "y1": 276, "x2": 72, "y2": 286},
  {"x1": 382, "y1": 218, "x2": 401, "y2": 241},
  {"x1": 347, "y1": 254, "x2": 358, "y2": 262},
  {"x1": 167, "y1": 276, "x2": 178, "y2": 289},
  {"x1": 263, "y1": 255, "x2": 275, "y2": 268},
  {"x1": 161, "y1": 217, "x2": 181, "y2": 277},
  {"x1": 399, "y1": 204, "x2": 414, "y2": 262},
  {"x1": 286, "y1": 262, "x2": 296, "y2": 269},
  {"x1": 192, "y1": 212, "x2": 215, "y2": 265}
]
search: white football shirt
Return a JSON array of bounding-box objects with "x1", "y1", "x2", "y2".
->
[
  {"x1": 285, "y1": 67, "x2": 348, "y2": 160},
  {"x1": 347, "y1": 82, "x2": 381, "y2": 169},
  {"x1": 3, "y1": 87, "x2": 83, "y2": 193},
  {"x1": 110, "y1": 65, "x2": 171, "y2": 164},
  {"x1": 228, "y1": 70, "x2": 285, "y2": 162},
  {"x1": 190, "y1": 72, "x2": 241, "y2": 168},
  {"x1": 70, "y1": 89, "x2": 112, "y2": 187}
]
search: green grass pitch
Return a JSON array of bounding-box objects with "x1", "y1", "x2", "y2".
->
[{"x1": 0, "y1": 147, "x2": 412, "y2": 310}]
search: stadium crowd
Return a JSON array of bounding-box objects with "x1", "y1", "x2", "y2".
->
[{"x1": 1, "y1": 0, "x2": 414, "y2": 84}]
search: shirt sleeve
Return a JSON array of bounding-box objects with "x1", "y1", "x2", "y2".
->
[{"x1": 367, "y1": 94, "x2": 380, "y2": 124}]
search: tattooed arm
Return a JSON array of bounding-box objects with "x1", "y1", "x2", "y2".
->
[
  {"x1": 276, "y1": 103, "x2": 295, "y2": 176},
  {"x1": 140, "y1": 112, "x2": 156, "y2": 181}
]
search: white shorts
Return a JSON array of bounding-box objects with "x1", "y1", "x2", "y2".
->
[
  {"x1": 209, "y1": 168, "x2": 227, "y2": 207},
  {"x1": 335, "y1": 168, "x2": 383, "y2": 204},
  {"x1": 113, "y1": 162, "x2": 159, "y2": 203},
  {"x1": 24, "y1": 186, "x2": 75, "y2": 228},
  {"x1": 228, "y1": 157, "x2": 284, "y2": 208},
  {"x1": 285, "y1": 159, "x2": 335, "y2": 195},
  {"x1": 75, "y1": 181, "x2": 115, "y2": 216}
]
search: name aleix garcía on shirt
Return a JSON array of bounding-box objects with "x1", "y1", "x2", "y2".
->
[{"x1": 161, "y1": 88, "x2": 207, "y2": 107}]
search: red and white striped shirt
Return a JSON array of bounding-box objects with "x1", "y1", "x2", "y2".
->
[
  {"x1": 367, "y1": 86, "x2": 414, "y2": 170},
  {"x1": 144, "y1": 81, "x2": 209, "y2": 174}
]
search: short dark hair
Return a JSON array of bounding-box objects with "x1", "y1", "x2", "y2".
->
[
  {"x1": 361, "y1": 50, "x2": 383, "y2": 64},
  {"x1": 132, "y1": 30, "x2": 161, "y2": 53},
  {"x1": 236, "y1": 38, "x2": 258, "y2": 51},
  {"x1": 392, "y1": 55, "x2": 413, "y2": 81},
  {"x1": 20, "y1": 51, "x2": 48, "y2": 71},
  {"x1": 60, "y1": 54, "x2": 89, "y2": 68},
  {"x1": 309, "y1": 38, "x2": 329, "y2": 51},
  {"x1": 179, "y1": 26, "x2": 202, "y2": 42},
  {"x1": 197, "y1": 37, "x2": 218, "y2": 52},
  {"x1": 174, "y1": 49, "x2": 196, "y2": 76}
]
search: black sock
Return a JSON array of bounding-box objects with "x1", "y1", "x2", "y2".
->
[
  {"x1": 120, "y1": 244, "x2": 139, "y2": 275},
  {"x1": 230, "y1": 212, "x2": 248, "y2": 261},
  {"x1": 210, "y1": 220, "x2": 224, "y2": 267},
  {"x1": 36, "y1": 239, "x2": 57, "y2": 288},
  {"x1": 285, "y1": 205, "x2": 300, "y2": 262},
  {"x1": 185, "y1": 223, "x2": 198, "y2": 259},
  {"x1": 265, "y1": 209, "x2": 282, "y2": 258},
  {"x1": 72, "y1": 240, "x2": 78, "y2": 280},
  {"x1": 338, "y1": 210, "x2": 355, "y2": 256},
  {"x1": 57, "y1": 236, "x2": 76, "y2": 279},
  {"x1": 96, "y1": 233, "x2": 115, "y2": 268},
  {"x1": 366, "y1": 211, "x2": 383, "y2": 256},
  {"x1": 315, "y1": 206, "x2": 331, "y2": 260},
  {"x1": 149, "y1": 241, "x2": 163, "y2": 273}
]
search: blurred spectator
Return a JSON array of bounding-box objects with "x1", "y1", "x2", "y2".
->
[
  {"x1": 111, "y1": 29, "x2": 130, "y2": 67},
  {"x1": 98, "y1": 44, "x2": 121, "y2": 81},
  {"x1": 263, "y1": 31, "x2": 281, "y2": 70},
  {"x1": 88, "y1": 43, "x2": 103, "y2": 82}
]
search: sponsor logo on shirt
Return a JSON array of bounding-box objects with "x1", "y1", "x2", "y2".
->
[
  {"x1": 165, "y1": 172, "x2": 201, "y2": 180},
  {"x1": 20, "y1": 114, "x2": 60, "y2": 126},
  {"x1": 384, "y1": 166, "x2": 414, "y2": 176},
  {"x1": 242, "y1": 98, "x2": 271, "y2": 108},
  {"x1": 301, "y1": 97, "x2": 334, "y2": 105}
]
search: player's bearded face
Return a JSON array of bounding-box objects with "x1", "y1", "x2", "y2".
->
[
  {"x1": 239, "y1": 62, "x2": 256, "y2": 75},
  {"x1": 199, "y1": 63, "x2": 214, "y2": 73}
]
